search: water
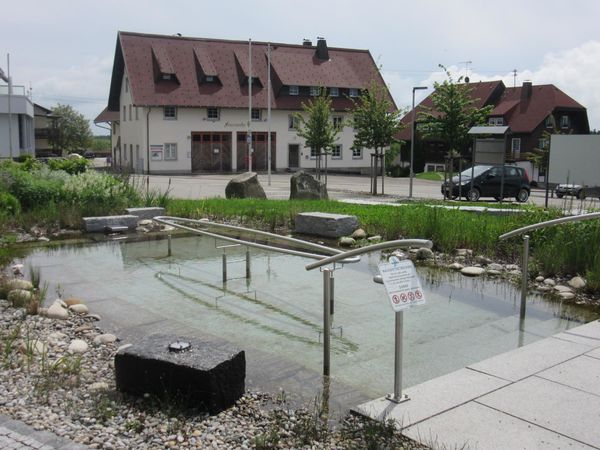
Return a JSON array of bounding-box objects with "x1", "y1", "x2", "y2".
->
[{"x1": 21, "y1": 236, "x2": 598, "y2": 399}]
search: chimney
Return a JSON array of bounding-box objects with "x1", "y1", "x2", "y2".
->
[
  {"x1": 302, "y1": 39, "x2": 312, "y2": 47},
  {"x1": 521, "y1": 81, "x2": 532, "y2": 100},
  {"x1": 316, "y1": 37, "x2": 329, "y2": 60}
]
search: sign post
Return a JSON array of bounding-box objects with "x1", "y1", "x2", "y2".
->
[{"x1": 377, "y1": 257, "x2": 426, "y2": 403}]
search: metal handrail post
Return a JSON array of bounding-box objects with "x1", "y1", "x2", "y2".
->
[
  {"x1": 386, "y1": 311, "x2": 409, "y2": 403},
  {"x1": 323, "y1": 268, "x2": 332, "y2": 377},
  {"x1": 246, "y1": 249, "x2": 251, "y2": 279},
  {"x1": 222, "y1": 253, "x2": 227, "y2": 283},
  {"x1": 520, "y1": 235, "x2": 529, "y2": 325},
  {"x1": 167, "y1": 234, "x2": 172, "y2": 257}
]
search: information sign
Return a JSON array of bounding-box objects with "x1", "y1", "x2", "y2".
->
[{"x1": 377, "y1": 259, "x2": 426, "y2": 312}]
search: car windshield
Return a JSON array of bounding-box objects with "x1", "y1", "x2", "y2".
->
[{"x1": 452, "y1": 165, "x2": 490, "y2": 181}]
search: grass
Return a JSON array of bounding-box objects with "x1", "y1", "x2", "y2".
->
[{"x1": 416, "y1": 171, "x2": 446, "y2": 181}]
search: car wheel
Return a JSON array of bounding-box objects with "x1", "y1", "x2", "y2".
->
[
  {"x1": 516, "y1": 188, "x2": 529, "y2": 202},
  {"x1": 555, "y1": 192, "x2": 564, "y2": 198},
  {"x1": 577, "y1": 189, "x2": 586, "y2": 200},
  {"x1": 467, "y1": 189, "x2": 480, "y2": 202}
]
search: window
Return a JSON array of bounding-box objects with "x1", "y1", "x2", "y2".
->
[
  {"x1": 288, "y1": 114, "x2": 299, "y2": 130},
  {"x1": 164, "y1": 143, "x2": 177, "y2": 160},
  {"x1": 352, "y1": 147, "x2": 363, "y2": 159},
  {"x1": 162, "y1": 74, "x2": 173, "y2": 80},
  {"x1": 135, "y1": 107, "x2": 139, "y2": 121},
  {"x1": 289, "y1": 85, "x2": 299, "y2": 96},
  {"x1": 123, "y1": 143, "x2": 126, "y2": 160},
  {"x1": 206, "y1": 75, "x2": 214, "y2": 82},
  {"x1": 349, "y1": 88, "x2": 359, "y2": 98},
  {"x1": 538, "y1": 138, "x2": 549, "y2": 149},
  {"x1": 310, "y1": 147, "x2": 318, "y2": 158},
  {"x1": 129, "y1": 105, "x2": 132, "y2": 121},
  {"x1": 331, "y1": 144, "x2": 342, "y2": 159},
  {"x1": 560, "y1": 115, "x2": 569, "y2": 128},
  {"x1": 123, "y1": 105, "x2": 126, "y2": 122},
  {"x1": 329, "y1": 87, "x2": 339, "y2": 97},
  {"x1": 310, "y1": 86, "x2": 320, "y2": 96},
  {"x1": 251, "y1": 108, "x2": 261, "y2": 121},
  {"x1": 488, "y1": 117, "x2": 503, "y2": 126},
  {"x1": 545, "y1": 116, "x2": 553, "y2": 128},
  {"x1": 164, "y1": 106, "x2": 177, "y2": 120},
  {"x1": 512, "y1": 138, "x2": 521, "y2": 158},
  {"x1": 333, "y1": 116, "x2": 343, "y2": 130},
  {"x1": 207, "y1": 107, "x2": 219, "y2": 120}
]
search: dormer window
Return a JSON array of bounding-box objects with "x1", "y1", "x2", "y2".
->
[
  {"x1": 205, "y1": 75, "x2": 214, "y2": 82},
  {"x1": 162, "y1": 74, "x2": 173, "y2": 81},
  {"x1": 545, "y1": 116, "x2": 553, "y2": 128},
  {"x1": 560, "y1": 115, "x2": 569, "y2": 128},
  {"x1": 330, "y1": 87, "x2": 339, "y2": 97},
  {"x1": 251, "y1": 108, "x2": 261, "y2": 121},
  {"x1": 310, "y1": 86, "x2": 320, "y2": 97},
  {"x1": 349, "y1": 88, "x2": 359, "y2": 98},
  {"x1": 289, "y1": 85, "x2": 299, "y2": 96}
]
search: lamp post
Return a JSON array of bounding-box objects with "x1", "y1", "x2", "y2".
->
[{"x1": 409, "y1": 86, "x2": 428, "y2": 198}]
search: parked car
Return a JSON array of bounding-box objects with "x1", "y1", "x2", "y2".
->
[
  {"x1": 555, "y1": 184, "x2": 600, "y2": 200},
  {"x1": 441, "y1": 164, "x2": 530, "y2": 202},
  {"x1": 83, "y1": 151, "x2": 96, "y2": 159}
]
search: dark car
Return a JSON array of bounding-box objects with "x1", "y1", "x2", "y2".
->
[
  {"x1": 555, "y1": 184, "x2": 600, "y2": 200},
  {"x1": 441, "y1": 164, "x2": 531, "y2": 202}
]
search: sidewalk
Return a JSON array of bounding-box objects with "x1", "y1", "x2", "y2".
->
[
  {"x1": 356, "y1": 319, "x2": 600, "y2": 449},
  {"x1": 0, "y1": 415, "x2": 88, "y2": 450}
]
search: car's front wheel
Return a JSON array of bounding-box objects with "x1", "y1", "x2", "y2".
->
[
  {"x1": 466, "y1": 188, "x2": 480, "y2": 202},
  {"x1": 577, "y1": 189, "x2": 586, "y2": 200},
  {"x1": 516, "y1": 188, "x2": 529, "y2": 202},
  {"x1": 555, "y1": 192, "x2": 564, "y2": 198}
]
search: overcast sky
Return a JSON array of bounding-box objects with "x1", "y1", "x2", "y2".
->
[{"x1": 3, "y1": 0, "x2": 600, "y2": 133}]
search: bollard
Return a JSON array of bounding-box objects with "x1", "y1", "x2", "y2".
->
[
  {"x1": 323, "y1": 268, "x2": 332, "y2": 377},
  {"x1": 167, "y1": 234, "x2": 172, "y2": 257},
  {"x1": 330, "y1": 276, "x2": 334, "y2": 318},
  {"x1": 222, "y1": 253, "x2": 227, "y2": 283},
  {"x1": 520, "y1": 235, "x2": 530, "y2": 325},
  {"x1": 246, "y1": 249, "x2": 251, "y2": 279}
]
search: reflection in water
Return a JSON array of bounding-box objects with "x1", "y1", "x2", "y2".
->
[{"x1": 19, "y1": 236, "x2": 600, "y2": 398}]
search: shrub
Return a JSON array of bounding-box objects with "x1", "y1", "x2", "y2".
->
[
  {"x1": 48, "y1": 158, "x2": 90, "y2": 175},
  {"x1": 0, "y1": 191, "x2": 20, "y2": 216}
]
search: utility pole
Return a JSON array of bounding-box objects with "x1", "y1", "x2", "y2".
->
[
  {"x1": 248, "y1": 39, "x2": 253, "y2": 172},
  {"x1": 1, "y1": 54, "x2": 14, "y2": 159},
  {"x1": 267, "y1": 43, "x2": 272, "y2": 185}
]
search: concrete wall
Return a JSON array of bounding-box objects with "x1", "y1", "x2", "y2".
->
[
  {"x1": 0, "y1": 93, "x2": 35, "y2": 157},
  {"x1": 549, "y1": 135, "x2": 600, "y2": 186}
]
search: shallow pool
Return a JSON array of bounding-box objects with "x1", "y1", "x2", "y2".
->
[{"x1": 21, "y1": 236, "x2": 599, "y2": 399}]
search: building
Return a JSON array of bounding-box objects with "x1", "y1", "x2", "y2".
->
[
  {"x1": 95, "y1": 31, "x2": 394, "y2": 174},
  {"x1": 34, "y1": 103, "x2": 59, "y2": 157},
  {"x1": 400, "y1": 80, "x2": 589, "y2": 182},
  {"x1": 0, "y1": 82, "x2": 35, "y2": 158}
]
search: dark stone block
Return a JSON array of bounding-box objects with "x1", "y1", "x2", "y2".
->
[
  {"x1": 115, "y1": 334, "x2": 245, "y2": 414},
  {"x1": 290, "y1": 170, "x2": 328, "y2": 200},
  {"x1": 225, "y1": 172, "x2": 266, "y2": 199},
  {"x1": 295, "y1": 212, "x2": 359, "y2": 238}
]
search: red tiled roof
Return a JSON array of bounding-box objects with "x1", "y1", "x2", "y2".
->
[
  {"x1": 110, "y1": 31, "x2": 393, "y2": 112},
  {"x1": 94, "y1": 106, "x2": 119, "y2": 123},
  {"x1": 496, "y1": 84, "x2": 585, "y2": 133}
]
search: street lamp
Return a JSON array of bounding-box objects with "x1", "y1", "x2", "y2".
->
[{"x1": 409, "y1": 86, "x2": 428, "y2": 198}]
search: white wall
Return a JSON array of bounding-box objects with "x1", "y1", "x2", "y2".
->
[{"x1": 549, "y1": 135, "x2": 600, "y2": 186}]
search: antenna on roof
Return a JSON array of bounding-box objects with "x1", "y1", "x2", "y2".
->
[
  {"x1": 174, "y1": 33, "x2": 182, "y2": 37},
  {"x1": 458, "y1": 60, "x2": 472, "y2": 81},
  {"x1": 512, "y1": 69, "x2": 517, "y2": 88}
]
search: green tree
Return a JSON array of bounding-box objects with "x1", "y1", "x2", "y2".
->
[
  {"x1": 350, "y1": 80, "x2": 406, "y2": 194},
  {"x1": 294, "y1": 89, "x2": 340, "y2": 183},
  {"x1": 418, "y1": 65, "x2": 492, "y2": 170},
  {"x1": 50, "y1": 104, "x2": 93, "y2": 155}
]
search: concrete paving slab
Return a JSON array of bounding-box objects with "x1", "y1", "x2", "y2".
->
[
  {"x1": 552, "y1": 329, "x2": 600, "y2": 347},
  {"x1": 468, "y1": 336, "x2": 591, "y2": 381},
  {"x1": 585, "y1": 347, "x2": 600, "y2": 360},
  {"x1": 403, "y1": 400, "x2": 594, "y2": 450},
  {"x1": 478, "y1": 376, "x2": 600, "y2": 447},
  {"x1": 537, "y1": 355, "x2": 600, "y2": 396},
  {"x1": 354, "y1": 368, "x2": 509, "y2": 428},
  {"x1": 560, "y1": 320, "x2": 600, "y2": 340}
]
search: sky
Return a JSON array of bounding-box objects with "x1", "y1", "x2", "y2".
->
[{"x1": 3, "y1": 0, "x2": 600, "y2": 134}]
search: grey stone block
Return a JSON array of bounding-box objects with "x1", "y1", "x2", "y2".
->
[
  {"x1": 125, "y1": 207, "x2": 166, "y2": 220},
  {"x1": 115, "y1": 334, "x2": 245, "y2": 414},
  {"x1": 295, "y1": 212, "x2": 359, "y2": 238},
  {"x1": 82, "y1": 215, "x2": 138, "y2": 233},
  {"x1": 225, "y1": 172, "x2": 266, "y2": 199},
  {"x1": 289, "y1": 171, "x2": 328, "y2": 200}
]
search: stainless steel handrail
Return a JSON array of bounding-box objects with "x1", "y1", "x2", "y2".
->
[
  {"x1": 305, "y1": 239, "x2": 433, "y2": 271},
  {"x1": 499, "y1": 212, "x2": 600, "y2": 241},
  {"x1": 153, "y1": 216, "x2": 361, "y2": 263}
]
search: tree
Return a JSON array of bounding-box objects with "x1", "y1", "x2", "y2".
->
[
  {"x1": 350, "y1": 80, "x2": 406, "y2": 194},
  {"x1": 50, "y1": 104, "x2": 93, "y2": 155},
  {"x1": 418, "y1": 65, "x2": 492, "y2": 177},
  {"x1": 294, "y1": 89, "x2": 340, "y2": 184}
]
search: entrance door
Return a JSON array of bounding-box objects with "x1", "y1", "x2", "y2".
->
[
  {"x1": 288, "y1": 144, "x2": 300, "y2": 169},
  {"x1": 191, "y1": 132, "x2": 232, "y2": 172}
]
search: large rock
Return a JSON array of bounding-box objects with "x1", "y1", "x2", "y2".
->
[
  {"x1": 125, "y1": 207, "x2": 166, "y2": 220},
  {"x1": 8, "y1": 289, "x2": 33, "y2": 307},
  {"x1": 82, "y1": 215, "x2": 138, "y2": 233},
  {"x1": 289, "y1": 171, "x2": 328, "y2": 200},
  {"x1": 461, "y1": 266, "x2": 485, "y2": 277},
  {"x1": 225, "y1": 172, "x2": 266, "y2": 199},
  {"x1": 568, "y1": 276, "x2": 586, "y2": 289},
  {"x1": 47, "y1": 300, "x2": 69, "y2": 320},
  {"x1": 295, "y1": 212, "x2": 359, "y2": 238},
  {"x1": 115, "y1": 334, "x2": 245, "y2": 414}
]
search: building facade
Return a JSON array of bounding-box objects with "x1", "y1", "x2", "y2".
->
[
  {"x1": 96, "y1": 32, "x2": 394, "y2": 174},
  {"x1": 0, "y1": 84, "x2": 35, "y2": 158}
]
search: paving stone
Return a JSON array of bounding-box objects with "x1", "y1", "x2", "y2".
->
[{"x1": 537, "y1": 355, "x2": 600, "y2": 396}]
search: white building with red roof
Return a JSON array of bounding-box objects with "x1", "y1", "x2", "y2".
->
[{"x1": 96, "y1": 31, "x2": 394, "y2": 174}]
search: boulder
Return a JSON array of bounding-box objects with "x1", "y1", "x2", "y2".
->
[
  {"x1": 93, "y1": 334, "x2": 118, "y2": 345},
  {"x1": 448, "y1": 262, "x2": 464, "y2": 271},
  {"x1": 535, "y1": 276, "x2": 545, "y2": 282},
  {"x1": 68, "y1": 339, "x2": 89, "y2": 354},
  {"x1": 559, "y1": 292, "x2": 575, "y2": 300},
  {"x1": 475, "y1": 255, "x2": 492, "y2": 265},
  {"x1": 69, "y1": 304, "x2": 89, "y2": 314},
  {"x1": 289, "y1": 171, "x2": 328, "y2": 200},
  {"x1": 82, "y1": 215, "x2": 138, "y2": 233},
  {"x1": 461, "y1": 266, "x2": 485, "y2": 277},
  {"x1": 367, "y1": 235, "x2": 382, "y2": 243},
  {"x1": 225, "y1": 172, "x2": 266, "y2": 199},
  {"x1": 47, "y1": 301, "x2": 69, "y2": 320},
  {"x1": 295, "y1": 212, "x2": 359, "y2": 238},
  {"x1": 65, "y1": 298, "x2": 83, "y2": 306},
  {"x1": 487, "y1": 263, "x2": 503, "y2": 272},
  {"x1": 568, "y1": 276, "x2": 586, "y2": 289},
  {"x1": 455, "y1": 249, "x2": 472, "y2": 257},
  {"x1": 554, "y1": 285, "x2": 573, "y2": 293},
  {"x1": 115, "y1": 334, "x2": 245, "y2": 414},
  {"x1": 351, "y1": 228, "x2": 367, "y2": 240},
  {"x1": 125, "y1": 207, "x2": 166, "y2": 220},
  {"x1": 8, "y1": 289, "x2": 33, "y2": 307},
  {"x1": 416, "y1": 248, "x2": 434, "y2": 260},
  {"x1": 339, "y1": 237, "x2": 356, "y2": 247},
  {"x1": 543, "y1": 278, "x2": 556, "y2": 286}
]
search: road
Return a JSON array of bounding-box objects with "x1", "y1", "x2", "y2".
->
[{"x1": 133, "y1": 172, "x2": 599, "y2": 210}]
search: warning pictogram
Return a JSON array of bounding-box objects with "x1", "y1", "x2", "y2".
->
[
  {"x1": 415, "y1": 289, "x2": 422, "y2": 299},
  {"x1": 392, "y1": 294, "x2": 400, "y2": 304}
]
